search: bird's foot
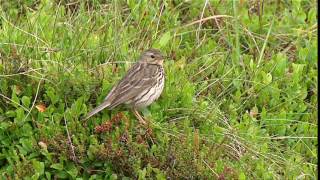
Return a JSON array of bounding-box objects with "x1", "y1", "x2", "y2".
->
[{"x1": 132, "y1": 109, "x2": 148, "y2": 126}]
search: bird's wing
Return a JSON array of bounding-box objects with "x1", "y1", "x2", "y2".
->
[{"x1": 106, "y1": 62, "x2": 161, "y2": 109}]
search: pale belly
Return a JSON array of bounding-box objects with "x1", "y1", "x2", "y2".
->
[{"x1": 133, "y1": 77, "x2": 164, "y2": 108}]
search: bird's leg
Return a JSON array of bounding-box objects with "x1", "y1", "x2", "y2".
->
[{"x1": 132, "y1": 108, "x2": 147, "y2": 125}]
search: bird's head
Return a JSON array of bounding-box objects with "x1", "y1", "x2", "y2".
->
[{"x1": 140, "y1": 48, "x2": 165, "y2": 65}]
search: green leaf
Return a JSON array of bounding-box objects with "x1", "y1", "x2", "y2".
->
[
  {"x1": 66, "y1": 163, "x2": 78, "y2": 178},
  {"x1": 46, "y1": 87, "x2": 59, "y2": 105},
  {"x1": 67, "y1": 168, "x2": 78, "y2": 178},
  {"x1": 0, "y1": 79, "x2": 8, "y2": 95},
  {"x1": 265, "y1": 73, "x2": 272, "y2": 84},
  {"x1": 70, "y1": 97, "x2": 85, "y2": 117},
  {"x1": 156, "y1": 32, "x2": 171, "y2": 48},
  {"x1": 274, "y1": 53, "x2": 287, "y2": 76},
  {"x1": 45, "y1": 172, "x2": 52, "y2": 179},
  {"x1": 31, "y1": 173, "x2": 40, "y2": 180},
  {"x1": 138, "y1": 168, "x2": 147, "y2": 180},
  {"x1": 239, "y1": 172, "x2": 246, "y2": 180},
  {"x1": 261, "y1": 72, "x2": 272, "y2": 85},
  {"x1": 15, "y1": 108, "x2": 26, "y2": 122},
  {"x1": 11, "y1": 86, "x2": 20, "y2": 108},
  {"x1": 249, "y1": 58, "x2": 255, "y2": 70},
  {"x1": 55, "y1": 171, "x2": 69, "y2": 179},
  {"x1": 110, "y1": 174, "x2": 118, "y2": 180},
  {"x1": 5, "y1": 110, "x2": 16, "y2": 117},
  {"x1": 21, "y1": 96, "x2": 31, "y2": 108},
  {"x1": 32, "y1": 160, "x2": 45, "y2": 175},
  {"x1": 292, "y1": 63, "x2": 305, "y2": 74},
  {"x1": 232, "y1": 79, "x2": 242, "y2": 90},
  {"x1": 50, "y1": 163, "x2": 64, "y2": 171},
  {"x1": 292, "y1": 63, "x2": 305, "y2": 82},
  {"x1": 19, "y1": 138, "x2": 34, "y2": 153}
]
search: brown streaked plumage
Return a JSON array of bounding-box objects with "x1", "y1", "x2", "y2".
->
[{"x1": 84, "y1": 49, "x2": 165, "y2": 124}]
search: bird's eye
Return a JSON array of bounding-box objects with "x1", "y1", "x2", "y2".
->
[{"x1": 150, "y1": 55, "x2": 155, "y2": 58}]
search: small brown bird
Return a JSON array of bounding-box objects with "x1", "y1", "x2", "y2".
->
[{"x1": 84, "y1": 49, "x2": 165, "y2": 124}]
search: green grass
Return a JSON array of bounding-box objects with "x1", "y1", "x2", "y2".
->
[{"x1": 0, "y1": 0, "x2": 317, "y2": 179}]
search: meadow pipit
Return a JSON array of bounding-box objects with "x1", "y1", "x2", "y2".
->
[{"x1": 84, "y1": 49, "x2": 165, "y2": 124}]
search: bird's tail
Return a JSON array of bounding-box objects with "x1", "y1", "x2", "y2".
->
[{"x1": 83, "y1": 101, "x2": 110, "y2": 120}]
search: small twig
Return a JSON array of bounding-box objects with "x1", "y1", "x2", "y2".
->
[
  {"x1": 202, "y1": 159, "x2": 219, "y2": 178},
  {"x1": 22, "y1": 77, "x2": 43, "y2": 123},
  {"x1": 0, "y1": 93, "x2": 31, "y2": 113},
  {"x1": 256, "y1": 17, "x2": 275, "y2": 69},
  {"x1": 183, "y1": 15, "x2": 232, "y2": 28},
  {"x1": 196, "y1": 0, "x2": 209, "y2": 44},
  {"x1": 95, "y1": 60, "x2": 134, "y2": 67},
  {"x1": 0, "y1": 68, "x2": 43, "y2": 77},
  {"x1": 0, "y1": 42, "x2": 59, "y2": 52},
  {"x1": 1, "y1": 15, "x2": 50, "y2": 47},
  {"x1": 242, "y1": 25, "x2": 261, "y2": 54},
  {"x1": 155, "y1": 2, "x2": 165, "y2": 38},
  {"x1": 261, "y1": 136, "x2": 317, "y2": 140},
  {"x1": 195, "y1": 66, "x2": 234, "y2": 97},
  {"x1": 207, "y1": 1, "x2": 222, "y2": 31},
  {"x1": 64, "y1": 115, "x2": 78, "y2": 163}
]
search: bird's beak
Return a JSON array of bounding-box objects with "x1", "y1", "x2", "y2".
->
[{"x1": 156, "y1": 59, "x2": 164, "y2": 66}]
